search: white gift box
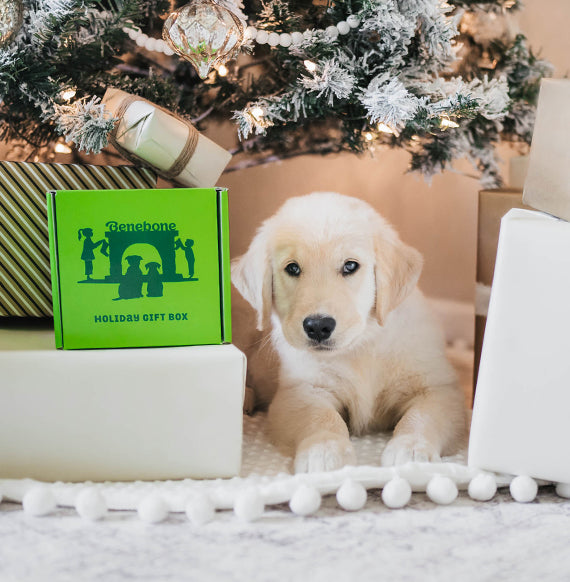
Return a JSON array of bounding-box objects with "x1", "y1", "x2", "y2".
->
[
  {"x1": 103, "y1": 88, "x2": 232, "y2": 188},
  {"x1": 523, "y1": 79, "x2": 570, "y2": 220},
  {"x1": 0, "y1": 326, "x2": 246, "y2": 482},
  {"x1": 469, "y1": 209, "x2": 570, "y2": 483}
]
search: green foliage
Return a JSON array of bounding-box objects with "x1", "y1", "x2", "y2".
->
[
  {"x1": 0, "y1": 0, "x2": 553, "y2": 185},
  {"x1": 0, "y1": 0, "x2": 168, "y2": 148}
]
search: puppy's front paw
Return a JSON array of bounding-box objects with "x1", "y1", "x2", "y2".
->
[
  {"x1": 295, "y1": 432, "x2": 356, "y2": 473},
  {"x1": 381, "y1": 434, "x2": 442, "y2": 466}
]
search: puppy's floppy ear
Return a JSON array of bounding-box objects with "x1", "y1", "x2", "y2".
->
[
  {"x1": 231, "y1": 224, "x2": 273, "y2": 331},
  {"x1": 374, "y1": 228, "x2": 423, "y2": 326}
]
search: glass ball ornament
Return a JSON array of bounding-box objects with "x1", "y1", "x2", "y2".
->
[
  {"x1": 162, "y1": 0, "x2": 245, "y2": 79},
  {"x1": 0, "y1": 0, "x2": 23, "y2": 48}
]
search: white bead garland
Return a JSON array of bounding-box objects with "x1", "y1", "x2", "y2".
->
[
  {"x1": 336, "y1": 21, "x2": 350, "y2": 35},
  {"x1": 347, "y1": 15, "x2": 361, "y2": 28},
  {"x1": 267, "y1": 32, "x2": 280, "y2": 46},
  {"x1": 291, "y1": 31, "x2": 304, "y2": 46},
  {"x1": 279, "y1": 33, "x2": 292, "y2": 47},
  {"x1": 123, "y1": 11, "x2": 359, "y2": 58},
  {"x1": 325, "y1": 25, "x2": 339, "y2": 40},
  {"x1": 256, "y1": 29, "x2": 269, "y2": 44},
  {"x1": 122, "y1": 26, "x2": 174, "y2": 56}
]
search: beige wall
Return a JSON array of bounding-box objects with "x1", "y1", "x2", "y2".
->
[{"x1": 222, "y1": 0, "x2": 570, "y2": 304}]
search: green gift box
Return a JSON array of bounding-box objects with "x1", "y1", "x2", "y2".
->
[
  {"x1": 0, "y1": 161, "x2": 156, "y2": 318},
  {"x1": 47, "y1": 187, "x2": 232, "y2": 349}
]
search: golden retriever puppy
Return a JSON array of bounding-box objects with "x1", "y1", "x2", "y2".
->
[{"x1": 232, "y1": 192, "x2": 467, "y2": 472}]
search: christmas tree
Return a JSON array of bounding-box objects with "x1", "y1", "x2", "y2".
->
[{"x1": 0, "y1": 0, "x2": 552, "y2": 186}]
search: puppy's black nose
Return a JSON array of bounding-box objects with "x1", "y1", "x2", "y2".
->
[{"x1": 303, "y1": 315, "x2": 336, "y2": 342}]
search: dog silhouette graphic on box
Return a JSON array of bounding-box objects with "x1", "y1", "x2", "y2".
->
[
  {"x1": 115, "y1": 255, "x2": 144, "y2": 300},
  {"x1": 145, "y1": 262, "x2": 163, "y2": 297}
]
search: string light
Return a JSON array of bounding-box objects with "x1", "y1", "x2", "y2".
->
[
  {"x1": 250, "y1": 106, "x2": 265, "y2": 121},
  {"x1": 377, "y1": 122, "x2": 396, "y2": 135},
  {"x1": 440, "y1": 116, "x2": 459, "y2": 129},
  {"x1": 217, "y1": 64, "x2": 229, "y2": 77},
  {"x1": 364, "y1": 132, "x2": 374, "y2": 141},
  {"x1": 451, "y1": 40, "x2": 464, "y2": 55},
  {"x1": 60, "y1": 89, "x2": 76, "y2": 101},
  {"x1": 54, "y1": 143, "x2": 72, "y2": 154},
  {"x1": 303, "y1": 60, "x2": 317, "y2": 72}
]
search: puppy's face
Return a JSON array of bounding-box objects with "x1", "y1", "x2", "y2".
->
[
  {"x1": 231, "y1": 192, "x2": 423, "y2": 355},
  {"x1": 271, "y1": 229, "x2": 376, "y2": 353}
]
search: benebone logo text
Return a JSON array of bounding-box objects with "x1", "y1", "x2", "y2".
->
[{"x1": 105, "y1": 220, "x2": 177, "y2": 232}]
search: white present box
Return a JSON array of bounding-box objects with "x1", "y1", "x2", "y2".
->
[
  {"x1": 103, "y1": 88, "x2": 232, "y2": 188},
  {"x1": 523, "y1": 79, "x2": 570, "y2": 220},
  {"x1": 469, "y1": 209, "x2": 570, "y2": 483},
  {"x1": 0, "y1": 326, "x2": 246, "y2": 481}
]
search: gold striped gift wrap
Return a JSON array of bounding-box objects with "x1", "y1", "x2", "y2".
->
[{"x1": 0, "y1": 162, "x2": 156, "y2": 317}]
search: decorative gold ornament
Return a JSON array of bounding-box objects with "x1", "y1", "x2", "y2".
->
[
  {"x1": 163, "y1": 0, "x2": 245, "y2": 79},
  {"x1": 0, "y1": 0, "x2": 23, "y2": 48}
]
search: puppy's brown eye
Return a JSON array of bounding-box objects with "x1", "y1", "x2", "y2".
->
[
  {"x1": 285, "y1": 262, "x2": 301, "y2": 277},
  {"x1": 342, "y1": 260, "x2": 359, "y2": 276}
]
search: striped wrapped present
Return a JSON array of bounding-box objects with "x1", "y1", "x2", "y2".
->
[{"x1": 0, "y1": 162, "x2": 156, "y2": 317}]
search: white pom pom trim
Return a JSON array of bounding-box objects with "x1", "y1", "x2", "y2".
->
[
  {"x1": 290, "y1": 485, "x2": 322, "y2": 516},
  {"x1": 3, "y1": 462, "x2": 556, "y2": 523},
  {"x1": 23, "y1": 487, "x2": 57, "y2": 517},
  {"x1": 382, "y1": 477, "x2": 412, "y2": 509},
  {"x1": 138, "y1": 495, "x2": 169, "y2": 523},
  {"x1": 468, "y1": 473, "x2": 497, "y2": 502},
  {"x1": 510, "y1": 475, "x2": 538, "y2": 503},
  {"x1": 185, "y1": 493, "x2": 216, "y2": 525},
  {"x1": 555, "y1": 482, "x2": 570, "y2": 499},
  {"x1": 336, "y1": 479, "x2": 367, "y2": 511},
  {"x1": 426, "y1": 475, "x2": 458, "y2": 505},
  {"x1": 75, "y1": 488, "x2": 107, "y2": 521},
  {"x1": 234, "y1": 488, "x2": 264, "y2": 522}
]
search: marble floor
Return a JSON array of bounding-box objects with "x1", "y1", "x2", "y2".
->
[{"x1": 1, "y1": 487, "x2": 570, "y2": 582}]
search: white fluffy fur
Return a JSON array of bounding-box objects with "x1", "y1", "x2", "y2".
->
[{"x1": 232, "y1": 192, "x2": 467, "y2": 473}]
